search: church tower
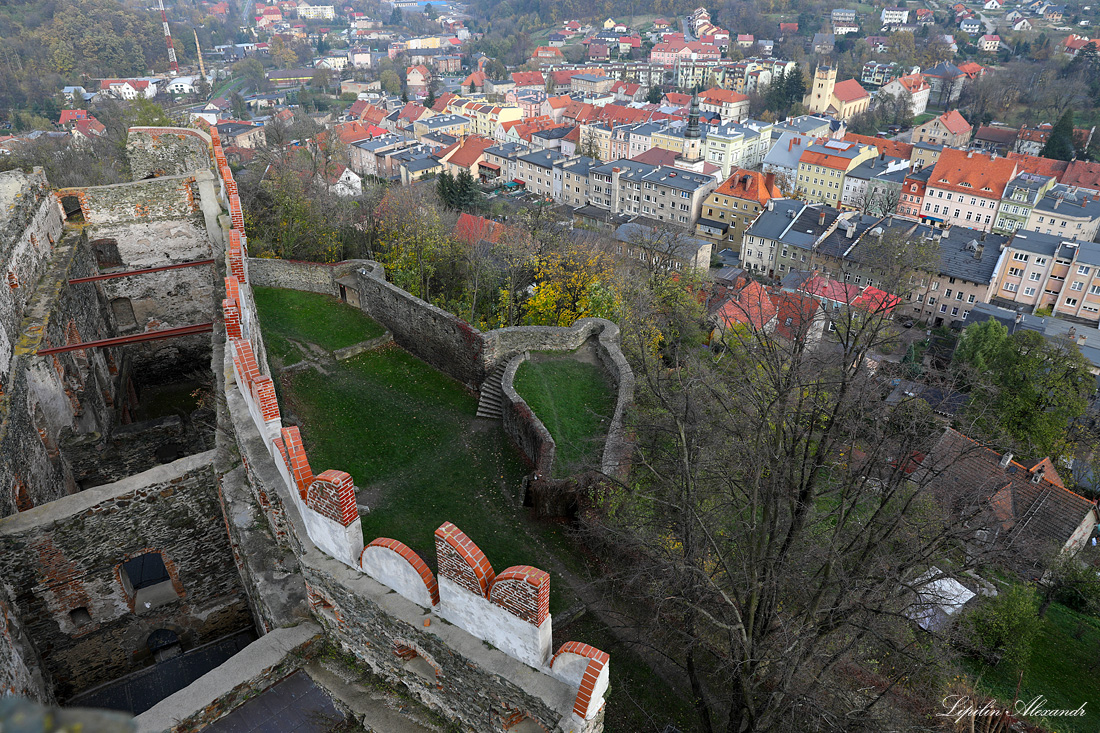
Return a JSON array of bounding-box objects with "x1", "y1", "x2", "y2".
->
[
  {"x1": 677, "y1": 90, "x2": 706, "y2": 172},
  {"x1": 805, "y1": 65, "x2": 837, "y2": 115}
]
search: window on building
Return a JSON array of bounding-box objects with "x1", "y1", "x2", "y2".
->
[
  {"x1": 119, "y1": 552, "x2": 180, "y2": 614},
  {"x1": 1072, "y1": 281, "x2": 1085, "y2": 291},
  {"x1": 1066, "y1": 297, "x2": 1079, "y2": 306}
]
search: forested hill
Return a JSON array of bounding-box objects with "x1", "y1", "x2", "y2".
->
[{"x1": 0, "y1": 0, "x2": 221, "y2": 114}]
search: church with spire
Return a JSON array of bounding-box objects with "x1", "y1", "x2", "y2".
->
[{"x1": 676, "y1": 90, "x2": 707, "y2": 172}]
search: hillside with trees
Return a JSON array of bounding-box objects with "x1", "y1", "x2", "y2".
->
[{"x1": 0, "y1": 0, "x2": 237, "y2": 115}]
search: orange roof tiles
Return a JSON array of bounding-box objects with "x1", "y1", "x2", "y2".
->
[
  {"x1": 714, "y1": 168, "x2": 782, "y2": 206},
  {"x1": 1060, "y1": 159, "x2": 1100, "y2": 188},
  {"x1": 717, "y1": 280, "x2": 777, "y2": 331},
  {"x1": 937, "y1": 110, "x2": 971, "y2": 135},
  {"x1": 930, "y1": 148, "x2": 1019, "y2": 198},
  {"x1": 831, "y1": 79, "x2": 869, "y2": 103},
  {"x1": 511, "y1": 71, "x2": 545, "y2": 87},
  {"x1": 843, "y1": 132, "x2": 914, "y2": 160},
  {"x1": 700, "y1": 88, "x2": 749, "y2": 105},
  {"x1": 1005, "y1": 152, "x2": 1069, "y2": 179}
]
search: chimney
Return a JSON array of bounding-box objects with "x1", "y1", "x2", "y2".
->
[
  {"x1": 967, "y1": 150, "x2": 974, "y2": 158},
  {"x1": 1054, "y1": 196, "x2": 1061, "y2": 209},
  {"x1": 999, "y1": 452, "x2": 1013, "y2": 469},
  {"x1": 765, "y1": 171, "x2": 776, "y2": 191},
  {"x1": 846, "y1": 221, "x2": 856, "y2": 238},
  {"x1": 818, "y1": 210, "x2": 826, "y2": 225},
  {"x1": 1031, "y1": 467, "x2": 1044, "y2": 483},
  {"x1": 980, "y1": 230, "x2": 986, "y2": 241}
]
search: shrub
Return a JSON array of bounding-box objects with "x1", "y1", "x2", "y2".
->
[{"x1": 958, "y1": 585, "x2": 1040, "y2": 670}]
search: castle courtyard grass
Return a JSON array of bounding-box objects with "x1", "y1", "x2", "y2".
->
[
  {"x1": 513, "y1": 358, "x2": 616, "y2": 478},
  {"x1": 254, "y1": 287, "x2": 702, "y2": 732},
  {"x1": 251, "y1": 286, "x2": 385, "y2": 363}
]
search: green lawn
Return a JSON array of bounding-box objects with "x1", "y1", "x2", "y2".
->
[
  {"x1": 254, "y1": 288, "x2": 692, "y2": 730},
  {"x1": 966, "y1": 602, "x2": 1100, "y2": 732},
  {"x1": 513, "y1": 358, "x2": 616, "y2": 478},
  {"x1": 252, "y1": 286, "x2": 385, "y2": 363}
]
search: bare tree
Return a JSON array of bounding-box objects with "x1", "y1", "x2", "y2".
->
[{"x1": 584, "y1": 232, "x2": 997, "y2": 732}]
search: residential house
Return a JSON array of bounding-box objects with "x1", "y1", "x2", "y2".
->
[
  {"x1": 762, "y1": 133, "x2": 816, "y2": 192},
  {"x1": 993, "y1": 173, "x2": 1057, "y2": 233},
  {"x1": 812, "y1": 33, "x2": 836, "y2": 54},
  {"x1": 515, "y1": 149, "x2": 566, "y2": 198},
  {"x1": 959, "y1": 18, "x2": 982, "y2": 34},
  {"x1": 471, "y1": 142, "x2": 516, "y2": 182},
  {"x1": 978, "y1": 34, "x2": 1002, "y2": 53},
  {"x1": 436, "y1": 134, "x2": 495, "y2": 177},
  {"x1": 972, "y1": 125, "x2": 1018, "y2": 155},
  {"x1": 922, "y1": 62, "x2": 967, "y2": 105},
  {"x1": 555, "y1": 156, "x2": 598, "y2": 207},
  {"x1": 1024, "y1": 185, "x2": 1100, "y2": 240},
  {"x1": 215, "y1": 121, "x2": 266, "y2": 149},
  {"x1": 704, "y1": 120, "x2": 776, "y2": 178},
  {"x1": 611, "y1": 221, "x2": 714, "y2": 274},
  {"x1": 71, "y1": 117, "x2": 107, "y2": 146},
  {"x1": 741, "y1": 199, "x2": 842, "y2": 277},
  {"x1": 881, "y1": 7, "x2": 910, "y2": 25},
  {"x1": 900, "y1": 223, "x2": 1009, "y2": 323},
  {"x1": 921, "y1": 148, "x2": 1019, "y2": 230},
  {"x1": 796, "y1": 140, "x2": 879, "y2": 207},
  {"x1": 897, "y1": 166, "x2": 935, "y2": 220},
  {"x1": 913, "y1": 110, "x2": 972, "y2": 148},
  {"x1": 916, "y1": 428, "x2": 1098, "y2": 577},
  {"x1": 840, "y1": 156, "x2": 910, "y2": 214},
  {"x1": 571, "y1": 74, "x2": 615, "y2": 95},
  {"x1": 880, "y1": 73, "x2": 931, "y2": 117},
  {"x1": 413, "y1": 114, "x2": 470, "y2": 138},
  {"x1": 532, "y1": 46, "x2": 565, "y2": 63},
  {"x1": 1062, "y1": 160, "x2": 1100, "y2": 192},
  {"x1": 698, "y1": 88, "x2": 750, "y2": 123},
  {"x1": 695, "y1": 169, "x2": 782, "y2": 246},
  {"x1": 586, "y1": 161, "x2": 718, "y2": 226}
]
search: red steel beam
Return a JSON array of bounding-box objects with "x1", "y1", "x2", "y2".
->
[
  {"x1": 68, "y1": 259, "x2": 215, "y2": 285},
  {"x1": 37, "y1": 323, "x2": 213, "y2": 355}
]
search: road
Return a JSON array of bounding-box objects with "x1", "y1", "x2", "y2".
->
[{"x1": 680, "y1": 16, "x2": 695, "y2": 41}]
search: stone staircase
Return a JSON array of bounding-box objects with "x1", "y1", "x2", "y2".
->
[{"x1": 475, "y1": 361, "x2": 509, "y2": 419}]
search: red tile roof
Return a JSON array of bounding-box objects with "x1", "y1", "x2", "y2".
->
[
  {"x1": 716, "y1": 279, "x2": 777, "y2": 331},
  {"x1": 769, "y1": 291, "x2": 820, "y2": 341},
  {"x1": 916, "y1": 428, "x2": 1097, "y2": 576},
  {"x1": 831, "y1": 79, "x2": 869, "y2": 103},
  {"x1": 511, "y1": 71, "x2": 545, "y2": 87},
  {"x1": 454, "y1": 213, "x2": 502, "y2": 245},
  {"x1": 843, "y1": 132, "x2": 914, "y2": 160},
  {"x1": 714, "y1": 169, "x2": 782, "y2": 206},
  {"x1": 1061, "y1": 159, "x2": 1100, "y2": 189},
  {"x1": 890, "y1": 73, "x2": 930, "y2": 94},
  {"x1": 439, "y1": 135, "x2": 494, "y2": 169},
  {"x1": 929, "y1": 148, "x2": 1018, "y2": 198},
  {"x1": 663, "y1": 92, "x2": 692, "y2": 106},
  {"x1": 1005, "y1": 152, "x2": 1069, "y2": 180},
  {"x1": 59, "y1": 109, "x2": 89, "y2": 124},
  {"x1": 937, "y1": 109, "x2": 971, "y2": 135},
  {"x1": 700, "y1": 88, "x2": 749, "y2": 105}
]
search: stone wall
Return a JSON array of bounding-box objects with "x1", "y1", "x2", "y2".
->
[
  {"x1": 351, "y1": 262, "x2": 487, "y2": 388},
  {"x1": 0, "y1": 452, "x2": 253, "y2": 699},
  {"x1": 126, "y1": 128, "x2": 213, "y2": 181},
  {"x1": 0, "y1": 582, "x2": 52, "y2": 702},
  {"x1": 56, "y1": 175, "x2": 202, "y2": 227},
  {"x1": 245, "y1": 258, "x2": 371, "y2": 297},
  {"x1": 0, "y1": 234, "x2": 123, "y2": 517},
  {"x1": 491, "y1": 320, "x2": 633, "y2": 479}
]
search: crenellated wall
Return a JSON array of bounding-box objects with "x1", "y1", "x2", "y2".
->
[{"x1": 208, "y1": 126, "x2": 612, "y2": 729}]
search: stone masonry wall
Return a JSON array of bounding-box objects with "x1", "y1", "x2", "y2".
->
[
  {"x1": 0, "y1": 581, "x2": 52, "y2": 702},
  {"x1": 126, "y1": 128, "x2": 213, "y2": 180},
  {"x1": 352, "y1": 262, "x2": 486, "y2": 387},
  {"x1": 56, "y1": 175, "x2": 201, "y2": 227},
  {"x1": 0, "y1": 452, "x2": 253, "y2": 699},
  {"x1": 1, "y1": 236, "x2": 122, "y2": 518},
  {"x1": 500, "y1": 353, "x2": 557, "y2": 477},
  {"x1": 244, "y1": 258, "x2": 370, "y2": 297}
]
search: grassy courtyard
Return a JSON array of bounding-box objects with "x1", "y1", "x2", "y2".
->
[
  {"x1": 514, "y1": 357, "x2": 616, "y2": 478},
  {"x1": 967, "y1": 602, "x2": 1100, "y2": 733},
  {"x1": 251, "y1": 286, "x2": 385, "y2": 364},
  {"x1": 253, "y1": 287, "x2": 700, "y2": 732}
]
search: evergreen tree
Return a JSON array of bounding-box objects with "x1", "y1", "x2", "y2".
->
[
  {"x1": 784, "y1": 64, "x2": 806, "y2": 109},
  {"x1": 646, "y1": 85, "x2": 663, "y2": 103},
  {"x1": 426, "y1": 85, "x2": 436, "y2": 109},
  {"x1": 469, "y1": 81, "x2": 477, "y2": 93},
  {"x1": 454, "y1": 170, "x2": 482, "y2": 211},
  {"x1": 1041, "y1": 108, "x2": 1077, "y2": 160},
  {"x1": 389, "y1": 6, "x2": 403, "y2": 25},
  {"x1": 436, "y1": 171, "x2": 456, "y2": 207},
  {"x1": 401, "y1": 89, "x2": 409, "y2": 104}
]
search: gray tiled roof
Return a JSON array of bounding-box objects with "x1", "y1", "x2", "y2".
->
[{"x1": 517, "y1": 149, "x2": 566, "y2": 169}]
